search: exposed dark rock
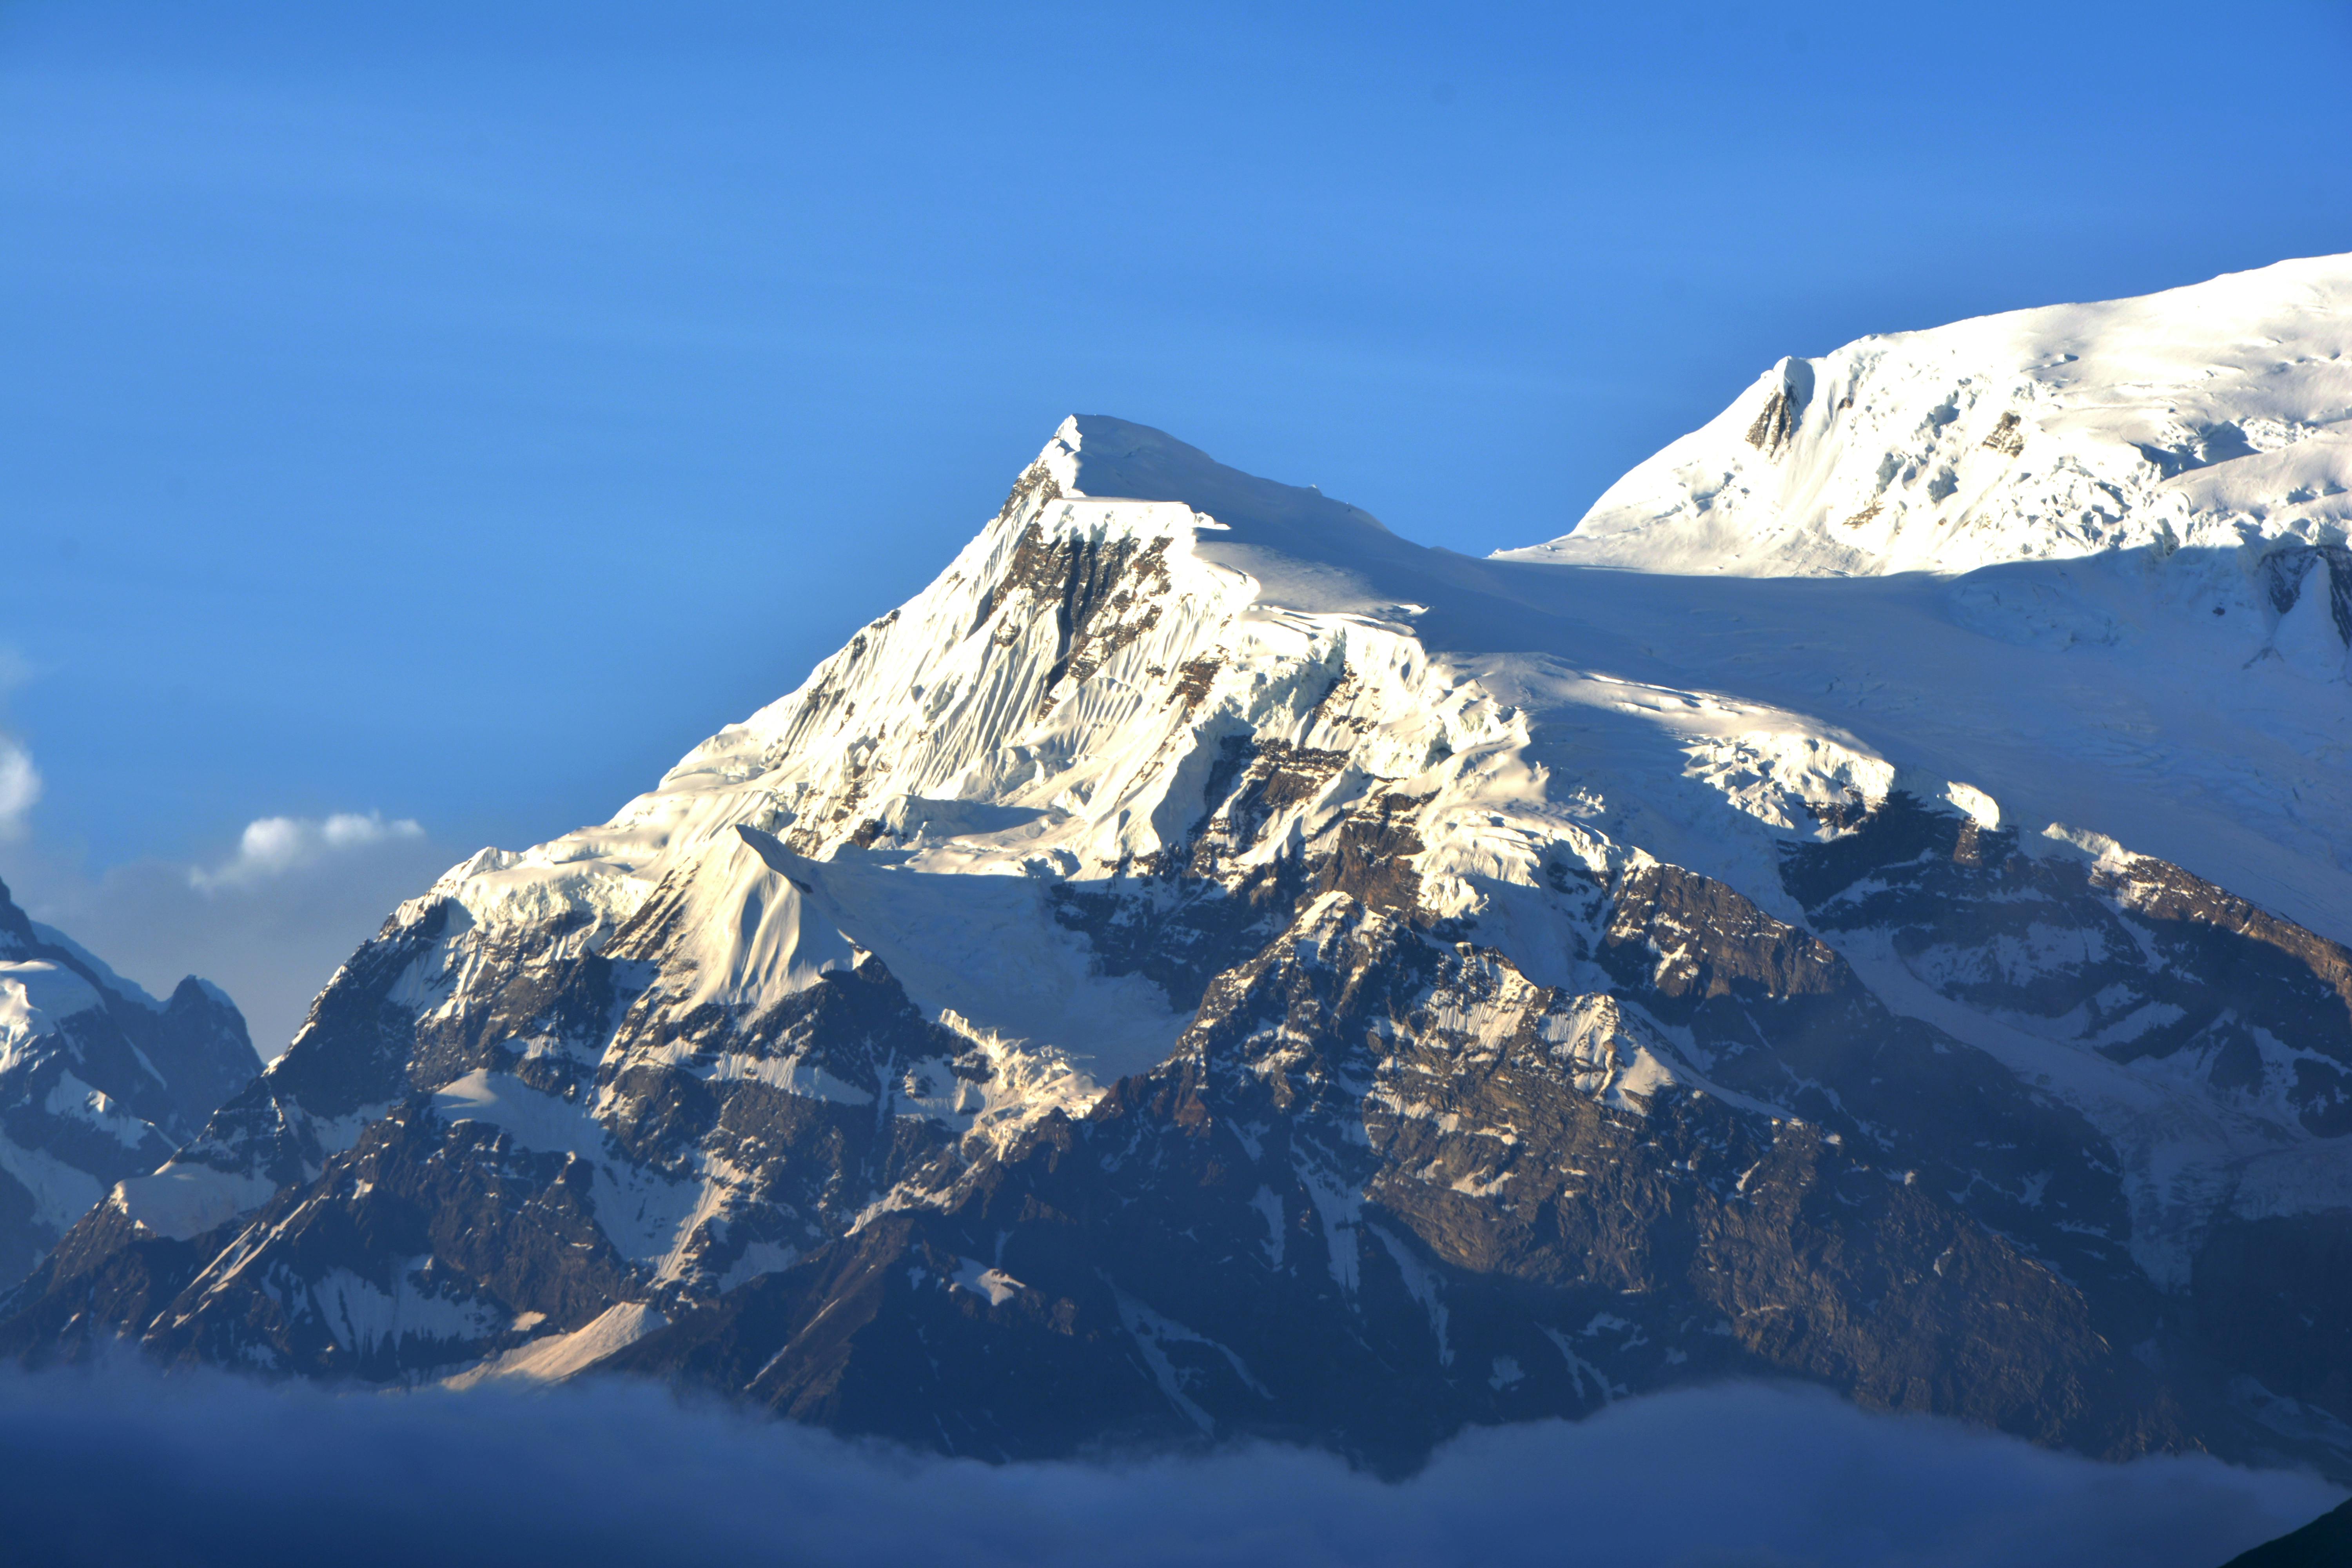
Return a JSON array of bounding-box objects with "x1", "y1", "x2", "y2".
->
[
  {"x1": 1784, "y1": 793, "x2": 2352, "y2": 1134},
  {"x1": 1747, "y1": 391, "x2": 1800, "y2": 454},
  {"x1": 984, "y1": 520, "x2": 1172, "y2": 715},
  {"x1": 2262, "y1": 544, "x2": 2352, "y2": 644},
  {"x1": 1744, "y1": 361, "x2": 1813, "y2": 455},
  {"x1": 2220, "y1": 1494, "x2": 2352, "y2": 1567},
  {"x1": 0, "y1": 1202, "x2": 234, "y2": 1370},
  {"x1": 1310, "y1": 790, "x2": 1431, "y2": 916},
  {"x1": 1170, "y1": 655, "x2": 1222, "y2": 714},
  {"x1": 2193, "y1": 1212, "x2": 2352, "y2": 1423},
  {"x1": 605, "y1": 889, "x2": 2183, "y2": 1472}
]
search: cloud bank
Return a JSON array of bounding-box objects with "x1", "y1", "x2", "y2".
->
[
  {"x1": 190, "y1": 810, "x2": 426, "y2": 889},
  {"x1": 0, "y1": 1364, "x2": 2336, "y2": 1568}
]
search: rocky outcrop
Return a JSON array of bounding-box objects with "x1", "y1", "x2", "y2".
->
[
  {"x1": 1785, "y1": 793, "x2": 2352, "y2": 1135},
  {"x1": 603, "y1": 864, "x2": 2194, "y2": 1471}
]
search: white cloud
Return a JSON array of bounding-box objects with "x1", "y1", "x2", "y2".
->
[
  {"x1": 191, "y1": 811, "x2": 426, "y2": 889},
  {"x1": 0, "y1": 647, "x2": 42, "y2": 839},
  {"x1": 0, "y1": 736, "x2": 41, "y2": 841},
  {"x1": 11, "y1": 818, "x2": 456, "y2": 1060}
]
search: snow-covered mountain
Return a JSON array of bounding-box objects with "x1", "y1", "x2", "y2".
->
[
  {"x1": 9, "y1": 256, "x2": 2352, "y2": 1474},
  {"x1": 0, "y1": 878, "x2": 256, "y2": 1288},
  {"x1": 1501, "y1": 254, "x2": 2352, "y2": 584}
]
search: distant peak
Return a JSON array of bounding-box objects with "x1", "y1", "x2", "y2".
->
[
  {"x1": 0, "y1": 875, "x2": 36, "y2": 952},
  {"x1": 1496, "y1": 250, "x2": 2352, "y2": 578}
]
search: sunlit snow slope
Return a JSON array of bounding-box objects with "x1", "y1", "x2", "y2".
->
[
  {"x1": 11, "y1": 257, "x2": 2352, "y2": 1477},
  {"x1": 1501, "y1": 253, "x2": 2352, "y2": 580}
]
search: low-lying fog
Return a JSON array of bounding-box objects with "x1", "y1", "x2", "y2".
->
[{"x1": 1, "y1": 1360, "x2": 2335, "y2": 1567}]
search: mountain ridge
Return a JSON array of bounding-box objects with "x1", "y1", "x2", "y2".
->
[{"x1": 7, "y1": 258, "x2": 2352, "y2": 1477}]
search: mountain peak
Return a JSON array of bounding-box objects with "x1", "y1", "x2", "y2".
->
[
  {"x1": 1499, "y1": 251, "x2": 2352, "y2": 578},
  {"x1": 17, "y1": 264, "x2": 2352, "y2": 1483},
  {"x1": 1036, "y1": 414, "x2": 1394, "y2": 553},
  {"x1": 0, "y1": 891, "x2": 258, "y2": 1283}
]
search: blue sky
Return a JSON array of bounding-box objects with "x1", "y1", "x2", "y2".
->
[{"x1": 4, "y1": 0, "x2": 2350, "y2": 1049}]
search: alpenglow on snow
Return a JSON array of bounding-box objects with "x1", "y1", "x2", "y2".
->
[{"x1": 7, "y1": 255, "x2": 2352, "y2": 1475}]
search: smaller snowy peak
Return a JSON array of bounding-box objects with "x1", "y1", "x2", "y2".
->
[
  {"x1": 1501, "y1": 253, "x2": 2352, "y2": 578},
  {"x1": 0, "y1": 876, "x2": 259, "y2": 1285},
  {"x1": 0, "y1": 878, "x2": 250, "y2": 1054}
]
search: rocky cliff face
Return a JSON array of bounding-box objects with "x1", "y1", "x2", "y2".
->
[
  {"x1": 11, "y1": 258, "x2": 2352, "y2": 1477},
  {"x1": 0, "y1": 879, "x2": 256, "y2": 1289}
]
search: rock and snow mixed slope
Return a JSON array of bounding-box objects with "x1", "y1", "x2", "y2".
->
[
  {"x1": 0, "y1": 878, "x2": 255, "y2": 1287},
  {"x1": 9, "y1": 256, "x2": 2352, "y2": 1474}
]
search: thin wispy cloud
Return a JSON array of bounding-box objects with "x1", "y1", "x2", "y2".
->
[
  {"x1": 191, "y1": 811, "x2": 426, "y2": 889},
  {"x1": 0, "y1": 738, "x2": 38, "y2": 842},
  {"x1": 0, "y1": 645, "x2": 40, "y2": 841}
]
